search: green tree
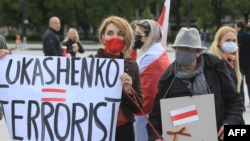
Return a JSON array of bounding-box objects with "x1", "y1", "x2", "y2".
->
[{"x1": 4, "y1": 0, "x2": 249, "y2": 41}]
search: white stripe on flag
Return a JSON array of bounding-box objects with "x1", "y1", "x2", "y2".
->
[
  {"x1": 157, "y1": 0, "x2": 171, "y2": 48},
  {"x1": 170, "y1": 105, "x2": 199, "y2": 126}
]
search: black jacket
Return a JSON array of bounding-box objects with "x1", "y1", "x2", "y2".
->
[
  {"x1": 147, "y1": 53, "x2": 244, "y2": 141},
  {"x1": 62, "y1": 39, "x2": 85, "y2": 57},
  {"x1": 238, "y1": 30, "x2": 250, "y2": 86},
  {"x1": 42, "y1": 28, "x2": 62, "y2": 56}
]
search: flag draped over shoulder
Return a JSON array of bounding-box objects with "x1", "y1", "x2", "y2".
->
[{"x1": 158, "y1": 0, "x2": 171, "y2": 48}]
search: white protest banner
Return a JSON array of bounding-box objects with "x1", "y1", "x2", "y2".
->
[{"x1": 0, "y1": 55, "x2": 124, "y2": 141}]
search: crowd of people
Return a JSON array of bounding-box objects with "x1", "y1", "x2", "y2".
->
[{"x1": 1, "y1": 15, "x2": 250, "y2": 141}]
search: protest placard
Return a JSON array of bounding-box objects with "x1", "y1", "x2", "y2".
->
[
  {"x1": 0, "y1": 55, "x2": 124, "y2": 141},
  {"x1": 160, "y1": 94, "x2": 218, "y2": 141}
]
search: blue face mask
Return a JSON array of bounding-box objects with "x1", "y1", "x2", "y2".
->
[
  {"x1": 221, "y1": 41, "x2": 238, "y2": 53},
  {"x1": 175, "y1": 49, "x2": 197, "y2": 66}
]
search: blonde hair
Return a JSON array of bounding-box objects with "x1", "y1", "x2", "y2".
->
[
  {"x1": 98, "y1": 16, "x2": 134, "y2": 58},
  {"x1": 63, "y1": 28, "x2": 80, "y2": 43},
  {"x1": 130, "y1": 20, "x2": 139, "y2": 31},
  {"x1": 136, "y1": 19, "x2": 162, "y2": 57},
  {"x1": 209, "y1": 26, "x2": 242, "y2": 91}
]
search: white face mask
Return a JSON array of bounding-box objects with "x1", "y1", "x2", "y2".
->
[{"x1": 221, "y1": 41, "x2": 238, "y2": 53}]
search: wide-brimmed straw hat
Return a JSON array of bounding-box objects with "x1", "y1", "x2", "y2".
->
[{"x1": 169, "y1": 27, "x2": 207, "y2": 50}]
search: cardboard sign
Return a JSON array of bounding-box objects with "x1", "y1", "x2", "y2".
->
[
  {"x1": 160, "y1": 94, "x2": 217, "y2": 141},
  {"x1": 0, "y1": 55, "x2": 124, "y2": 141}
]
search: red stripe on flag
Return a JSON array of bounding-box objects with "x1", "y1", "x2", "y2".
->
[
  {"x1": 157, "y1": 0, "x2": 171, "y2": 48},
  {"x1": 42, "y1": 88, "x2": 66, "y2": 93},
  {"x1": 41, "y1": 98, "x2": 66, "y2": 102},
  {"x1": 171, "y1": 110, "x2": 197, "y2": 121},
  {"x1": 157, "y1": 6, "x2": 166, "y2": 26}
]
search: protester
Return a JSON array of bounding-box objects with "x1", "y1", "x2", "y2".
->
[
  {"x1": 90, "y1": 16, "x2": 143, "y2": 141},
  {"x1": 133, "y1": 19, "x2": 170, "y2": 141},
  {"x1": 62, "y1": 28, "x2": 85, "y2": 57},
  {"x1": 147, "y1": 27, "x2": 245, "y2": 141},
  {"x1": 15, "y1": 34, "x2": 22, "y2": 49},
  {"x1": 42, "y1": 16, "x2": 62, "y2": 56},
  {"x1": 0, "y1": 34, "x2": 8, "y2": 49},
  {"x1": 210, "y1": 26, "x2": 244, "y2": 111},
  {"x1": 210, "y1": 26, "x2": 242, "y2": 93},
  {"x1": 235, "y1": 19, "x2": 250, "y2": 107}
]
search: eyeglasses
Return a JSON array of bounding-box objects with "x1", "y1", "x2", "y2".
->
[{"x1": 137, "y1": 20, "x2": 151, "y2": 36}]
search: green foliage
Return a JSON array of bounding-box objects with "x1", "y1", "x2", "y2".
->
[
  {"x1": 141, "y1": 7, "x2": 154, "y2": 19},
  {"x1": 1, "y1": 0, "x2": 250, "y2": 41},
  {"x1": 5, "y1": 32, "x2": 17, "y2": 41}
]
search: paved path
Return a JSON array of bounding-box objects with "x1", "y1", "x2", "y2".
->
[{"x1": 0, "y1": 43, "x2": 249, "y2": 140}]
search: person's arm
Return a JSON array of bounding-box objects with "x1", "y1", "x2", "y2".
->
[
  {"x1": 147, "y1": 82, "x2": 165, "y2": 141},
  {"x1": 77, "y1": 42, "x2": 85, "y2": 53},
  {"x1": 0, "y1": 49, "x2": 10, "y2": 58},
  {"x1": 121, "y1": 60, "x2": 143, "y2": 113},
  {"x1": 147, "y1": 67, "x2": 174, "y2": 141}
]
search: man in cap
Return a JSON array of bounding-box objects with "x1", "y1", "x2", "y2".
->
[{"x1": 147, "y1": 27, "x2": 244, "y2": 141}]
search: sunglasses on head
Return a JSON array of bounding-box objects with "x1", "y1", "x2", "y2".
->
[{"x1": 137, "y1": 20, "x2": 151, "y2": 36}]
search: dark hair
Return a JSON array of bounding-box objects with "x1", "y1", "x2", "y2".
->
[
  {"x1": 137, "y1": 20, "x2": 151, "y2": 36},
  {"x1": 235, "y1": 20, "x2": 246, "y2": 30}
]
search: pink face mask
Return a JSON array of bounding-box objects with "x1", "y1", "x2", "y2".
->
[{"x1": 104, "y1": 38, "x2": 125, "y2": 53}]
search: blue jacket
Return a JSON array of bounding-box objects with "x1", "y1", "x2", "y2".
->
[{"x1": 42, "y1": 28, "x2": 62, "y2": 56}]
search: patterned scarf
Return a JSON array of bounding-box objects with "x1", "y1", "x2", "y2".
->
[{"x1": 174, "y1": 56, "x2": 209, "y2": 95}]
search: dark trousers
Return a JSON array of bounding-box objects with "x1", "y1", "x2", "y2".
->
[{"x1": 115, "y1": 122, "x2": 135, "y2": 141}]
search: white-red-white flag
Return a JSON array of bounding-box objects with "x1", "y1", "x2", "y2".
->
[
  {"x1": 170, "y1": 105, "x2": 199, "y2": 126},
  {"x1": 158, "y1": 0, "x2": 171, "y2": 48}
]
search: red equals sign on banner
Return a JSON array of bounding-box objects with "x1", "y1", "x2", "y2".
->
[
  {"x1": 41, "y1": 88, "x2": 66, "y2": 102},
  {"x1": 170, "y1": 105, "x2": 199, "y2": 126}
]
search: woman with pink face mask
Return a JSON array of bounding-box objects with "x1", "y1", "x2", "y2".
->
[{"x1": 90, "y1": 16, "x2": 143, "y2": 141}]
